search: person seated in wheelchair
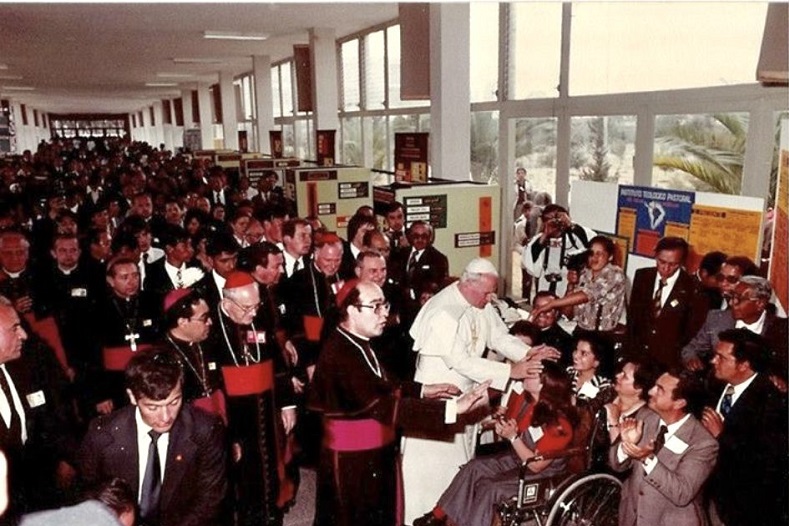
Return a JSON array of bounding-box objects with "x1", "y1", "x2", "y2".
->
[{"x1": 413, "y1": 361, "x2": 576, "y2": 526}]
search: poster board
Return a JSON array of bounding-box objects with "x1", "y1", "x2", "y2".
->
[
  {"x1": 570, "y1": 180, "x2": 764, "y2": 282},
  {"x1": 770, "y1": 119, "x2": 789, "y2": 313},
  {"x1": 394, "y1": 132, "x2": 429, "y2": 183}
]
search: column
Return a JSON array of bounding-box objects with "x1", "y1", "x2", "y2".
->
[
  {"x1": 310, "y1": 27, "x2": 340, "y2": 132},
  {"x1": 197, "y1": 83, "x2": 214, "y2": 150},
  {"x1": 162, "y1": 99, "x2": 175, "y2": 150},
  {"x1": 219, "y1": 70, "x2": 238, "y2": 150},
  {"x1": 151, "y1": 101, "x2": 165, "y2": 148},
  {"x1": 253, "y1": 54, "x2": 275, "y2": 153},
  {"x1": 429, "y1": 3, "x2": 470, "y2": 181},
  {"x1": 181, "y1": 88, "x2": 195, "y2": 129}
]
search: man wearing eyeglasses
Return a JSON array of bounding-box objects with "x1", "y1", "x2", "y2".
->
[
  {"x1": 209, "y1": 272, "x2": 296, "y2": 526},
  {"x1": 307, "y1": 279, "x2": 491, "y2": 526},
  {"x1": 402, "y1": 258, "x2": 559, "y2": 525},
  {"x1": 682, "y1": 276, "x2": 787, "y2": 389},
  {"x1": 160, "y1": 288, "x2": 225, "y2": 421}
]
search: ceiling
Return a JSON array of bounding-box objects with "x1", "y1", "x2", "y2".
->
[{"x1": 0, "y1": 2, "x2": 399, "y2": 114}]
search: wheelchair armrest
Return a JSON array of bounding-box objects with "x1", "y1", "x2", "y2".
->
[{"x1": 522, "y1": 446, "x2": 587, "y2": 468}]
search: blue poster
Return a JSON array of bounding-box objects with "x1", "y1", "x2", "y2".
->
[{"x1": 617, "y1": 185, "x2": 695, "y2": 256}]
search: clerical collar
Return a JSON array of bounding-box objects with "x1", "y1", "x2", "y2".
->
[
  {"x1": 2, "y1": 269, "x2": 24, "y2": 279},
  {"x1": 58, "y1": 264, "x2": 78, "y2": 275},
  {"x1": 339, "y1": 325, "x2": 370, "y2": 342}
]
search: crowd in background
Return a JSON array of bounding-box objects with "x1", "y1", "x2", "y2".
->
[{"x1": 0, "y1": 137, "x2": 783, "y2": 526}]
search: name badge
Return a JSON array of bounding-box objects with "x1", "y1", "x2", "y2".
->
[
  {"x1": 70, "y1": 288, "x2": 87, "y2": 297},
  {"x1": 142, "y1": 319, "x2": 153, "y2": 327},
  {"x1": 665, "y1": 434, "x2": 689, "y2": 454},
  {"x1": 528, "y1": 425, "x2": 544, "y2": 443},
  {"x1": 278, "y1": 304, "x2": 286, "y2": 315},
  {"x1": 331, "y1": 280, "x2": 345, "y2": 295},
  {"x1": 26, "y1": 390, "x2": 46, "y2": 408},
  {"x1": 421, "y1": 264, "x2": 430, "y2": 270},
  {"x1": 669, "y1": 299, "x2": 679, "y2": 308},
  {"x1": 246, "y1": 331, "x2": 266, "y2": 344},
  {"x1": 208, "y1": 362, "x2": 217, "y2": 371}
]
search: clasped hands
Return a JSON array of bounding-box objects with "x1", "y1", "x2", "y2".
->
[{"x1": 619, "y1": 418, "x2": 655, "y2": 461}]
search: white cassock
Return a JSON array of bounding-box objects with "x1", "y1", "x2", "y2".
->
[{"x1": 401, "y1": 282, "x2": 530, "y2": 524}]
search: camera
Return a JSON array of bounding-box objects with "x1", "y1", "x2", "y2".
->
[
  {"x1": 545, "y1": 273, "x2": 563, "y2": 284},
  {"x1": 565, "y1": 250, "x2": 590, "y2": 273}
]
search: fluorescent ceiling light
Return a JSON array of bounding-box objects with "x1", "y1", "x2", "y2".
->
[
  {"x1": 203, "y1": 30, "x2": 268, "y2": 41},
  {"x1": 2, "y1": 86, "x2": 35, "y2": 91},
  {"x1": 145, "y1": 82, "x2": 178, "y2": 87},
  {"x1": 172, "y1": 57, "x2": 225, "y2": 64},
  {"x1": 0, "y1": 75, "x2": 23, "y2": 80},
  {"x1": 156, "y1": 72, "x2": 195, "y2": 79}
]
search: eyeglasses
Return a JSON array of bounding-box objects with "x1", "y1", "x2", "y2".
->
[
  {"x1": 716, "y1": 274, "x2": 740, "y2": 284},
  {"x1": 356, "y1": 302, "x2": 391, "y2": 315},
  {"x1": 228, "y1": 297, "x2": 260, "y2": 314},
  {"x1": 188, "y1": 313, "x2": 211, "y2": 324},
  {"x1": 728, "y1": 293, "x2": 753, "y2": 304}
]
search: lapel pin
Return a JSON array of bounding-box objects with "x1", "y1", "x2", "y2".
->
[{"x1": 176, "y1": 454, "x2": 183, "y2": 461}]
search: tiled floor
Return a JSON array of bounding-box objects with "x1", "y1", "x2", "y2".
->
[{"x1": 283, "y1": 468, "x2": 316, "y2": 526}]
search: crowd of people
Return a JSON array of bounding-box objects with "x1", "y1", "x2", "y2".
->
[{"x1": 0, "y1": 138, "x2": 783, "y2": 526}]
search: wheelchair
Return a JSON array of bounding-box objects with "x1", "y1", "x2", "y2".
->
[{"x1": 494, "y1": 408, "x2": 622, "y2": 526}]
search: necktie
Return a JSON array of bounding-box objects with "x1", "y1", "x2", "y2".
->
[
  {"x1": 407, "y1": 251, "x2": 418, "y2": 275},
  {"x1": 0, "y1": 369, "x2": 22, "y2": 448},
  {"x1": 391, "y1": 230, "x2": 402, "y2": 249},
  {"x1": 720, "y1": 384, "x2": 735, "y2": 417},
  {"x1": 176, "y1": 268, "x2": 184, "y2": 288},
  {"x1": 653, "y1": 424, "x2": 668, "y2": 454},
  {"x1": 139, "y1": 430, "x2": 162, "y2": 523},
  {"x1": 292, "y1": 259, "x2": 301, "y2": 274},
  {"x1": 653, "y1": 280, "x2": 666, "y2": 318},
  {"x1": 140, "y1": 253, "x2": 149, "y2": 290},
  {"x1": 215, "y1": 191, "x2": 222, "y2": 205}
]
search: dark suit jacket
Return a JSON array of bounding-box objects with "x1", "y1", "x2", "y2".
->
[
  {"x1": 706, "y1": 374, "x2": 788, "y2": 526},
  {"x1": 2, "y1": 335, "x2": 77, "y2": 518},
  {"x1": 338, "y1": 240, "x2": 359, "y2": 281},
  {"x1": 625, "y1": 268, "x2": 708, "y2": 367},
  {"x1": 143, "y1": 259, "x2": 176, "y2": 305},
  {"x1": 389, "y1": 245, "x2": 449, "y2": 299},
  {"x1": 681, "y1": 309, "x2": 788, "y2": 379},
  {"x1": 78, "y1": 404, "x2": 227, "y2": 526},
  {"x1": 192, "y1": 272, "x2": 222, "y2": 310}
]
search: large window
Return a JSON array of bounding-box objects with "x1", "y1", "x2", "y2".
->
[
  {"x1": 341, "y1": 40, "x2": 361, "y2": 111},
  {"x1": 570, "y1": 115, "x2": 636, "y2": 186},
  {"x1": 469, "y1": 3, "x2": 499, "y2": 103},
  {"x1": 653, "y1": 112, "x2": 748, "y2": 194},
  {"x1": 514, "y1": 117, "x2": 558, "y2": 198},
  {"x1": 272, "y1": 59, "x2": 312, "y2": 158},
  {"x1": 569, "y1": 2, "x2": 768, "y2": 96},
  {"x1": 510, "y1": 2, "x2": 562, "y2": 99},
  {"x1": 364, "y1": 30, "x2": 386, "y2": 110}
]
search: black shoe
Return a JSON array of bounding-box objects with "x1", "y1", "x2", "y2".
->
[{"x1": 412, "y1": 512, "x2": 447, "y2": 526}]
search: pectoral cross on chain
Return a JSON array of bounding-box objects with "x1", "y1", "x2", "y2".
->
[{"x1": 125, "y1": 332, "x2": 141, "y2": 352}]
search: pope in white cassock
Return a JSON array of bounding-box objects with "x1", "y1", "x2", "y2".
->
[{"x1": 402, "y1": 258, "x2": 554, "y2": 525}]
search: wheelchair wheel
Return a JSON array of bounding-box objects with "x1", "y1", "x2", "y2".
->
[{"x1": 544, "y1": 473, "x2": 621, "y2": 526}]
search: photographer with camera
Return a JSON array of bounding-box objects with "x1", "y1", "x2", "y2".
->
[{"x1": 521, "y1": 204, "x2": 596, "y2": 298}]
